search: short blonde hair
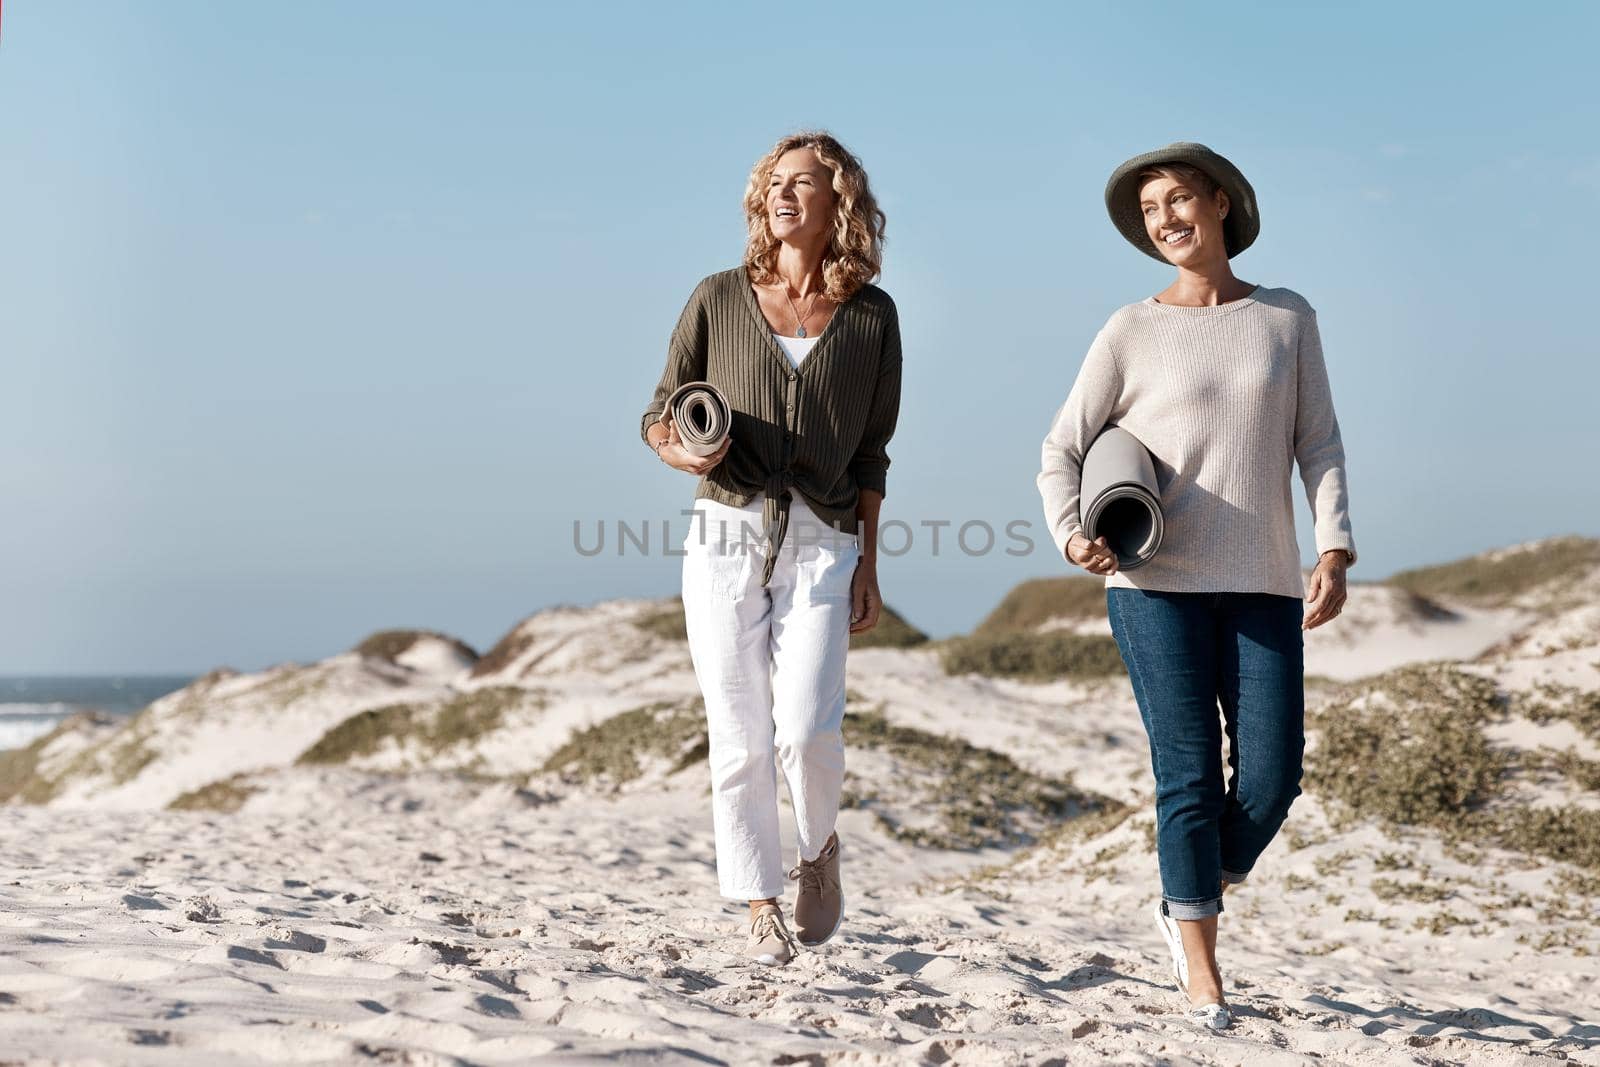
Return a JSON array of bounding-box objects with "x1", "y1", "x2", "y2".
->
[
  {"x1": 743, "y1": 131, "x2": 886, "y2": 304},
  {"x1": 1137, "y1": 163, "x2": 1221, "y2": 200}
]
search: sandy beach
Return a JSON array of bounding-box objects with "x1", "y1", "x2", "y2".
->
[{"x1": 3, "y1": 536, "x2": 1598, "y2": 1065}]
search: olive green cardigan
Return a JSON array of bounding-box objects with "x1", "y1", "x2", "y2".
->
[{"x1": 641, "y1": 267, "x2": 903, "y2": 583}]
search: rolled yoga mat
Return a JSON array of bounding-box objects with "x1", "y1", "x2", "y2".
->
[
  {"x1": 661, "y1": 381, "x2": 732, "y2": 457},
  {"x1": 1079, "y1": 425, "x2": 1165, "y2": 570}
]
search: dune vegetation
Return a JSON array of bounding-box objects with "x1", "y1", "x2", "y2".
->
[
  {"x1": 1387, "y1": 534, "x2": 1600, "y2": 607},
  {"x1": 470, "y1": 628, "x2": 537, "y2": 679},
  {"x1": 972, "y1": 575, "x2": 1107, "y2": 635},
  {"x1": 939, "y1": 631, "x2": 1125, "y2": 682},
  {"x1": 632, "y1": 600, "x2": 688, "y2": 641},
  {"x1": 1516, "y1": 680, "x2": 1600, "y2": 741},
  {"x1": 630, "y1": 599, "x2": 928, "y2": 649},
  {"x1": 849, "y1": 605, "x2": 929, "y2": 649},
  {"x1": 840, "y1": 706, "x2": 1119, "y2": 850},
  {"x1": 297, "y1": 687, "x2": 535, "y2": 765},
  {"x1": 353, "y1": 629, "x2": 479, "y2": 666},
  {"x1": 538, "y1": 698, "x2": 708, "y2": 788},
  {"x1": 1309, "y1": 662, "x2": 1600, "y2": 870},
  {"x1": 168, "y1": 774, "x2": 260, "y2": 813},
  {"x1": 0, "y1": 715, "x2": 116, "y2": 804}
]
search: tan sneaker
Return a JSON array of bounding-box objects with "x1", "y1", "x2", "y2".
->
[
  {"x1": 789, "y1": 832, "x2": 843, "y2": 946},
  {"x1": 745, "y1": 903, "x2": 799, "y2": 966}
]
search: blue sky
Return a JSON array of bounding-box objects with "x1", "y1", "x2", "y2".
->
[{"x1": 3, "y1": 1, "x2": 1597, "y2": 673}]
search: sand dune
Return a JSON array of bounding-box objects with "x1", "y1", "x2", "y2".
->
[{"x1": 1, "y1": 538, "x2": 1597, "y2": 1064}]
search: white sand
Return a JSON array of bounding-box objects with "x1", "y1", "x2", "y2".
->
[{"x1": 2, "y1": 557, "x2": 1599, "y2": 1065}]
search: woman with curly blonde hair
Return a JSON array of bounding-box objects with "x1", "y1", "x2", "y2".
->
[{"x1": 640, "y1": 131, "x2": 902, "y2": 966}]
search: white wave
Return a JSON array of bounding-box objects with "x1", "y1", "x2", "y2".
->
[
  {"x1": 0, "y1": 702, "x2": 78, "y2": 718},
  {"x1": 0, "y1": 717, "x2": 59, "y2": 751}
]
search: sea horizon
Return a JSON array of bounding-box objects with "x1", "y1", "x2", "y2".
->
[{"x1": 0, "y1": 675, "x2": 196, "y2": 752}]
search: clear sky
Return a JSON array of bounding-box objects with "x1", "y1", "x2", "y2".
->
[{"x1": 4, "y1": 1, "x2": 1597, "y2": 673}]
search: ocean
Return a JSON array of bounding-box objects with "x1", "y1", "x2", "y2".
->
[{"x1": 0, "y1": 676, "x2": 195, "y2": 752}]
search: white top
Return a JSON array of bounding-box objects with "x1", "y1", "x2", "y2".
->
[
  {"x1": 1037, "y1": 286, "x2": 1357, "y2": 598},
  {"x1": 688, "y1": 493, "x2": 857, "y2": 552},
  {"x1": 772, "y1": 332, "x2": 821, "y2": 369}
]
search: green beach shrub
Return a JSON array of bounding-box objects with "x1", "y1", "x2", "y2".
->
[
  {"x1": 1515, "y1": 682, "x2": 1600, "y2": 742},
  {"x1": 1308, "y1": 661, "x2": 1600, "y2": 871}
]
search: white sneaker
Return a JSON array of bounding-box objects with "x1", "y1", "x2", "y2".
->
[
  {"x1": 1189, "y1": 1002, "x2": 1233, "y2": 1031},
  {"x1": 1153, "y1": 900, "x2": 1233, "y2": 1031},
  {"x1": 1152, "y1": 899, "x2": 1188, "y2": 990}
]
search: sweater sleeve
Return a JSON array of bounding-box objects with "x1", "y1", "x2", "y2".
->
[
  {"x1": 640, "y1": 280, "x2": 711, "y2": 444},
  {"x1": 849, "y1": 300, "x2": 903, "y2": 497},
  {"x1": 1037, "y1": 324, "x2": 1122, "y2": 561},
  {"x1": 1292, "y1": 309, "x2": 1358, "y2": 567}
]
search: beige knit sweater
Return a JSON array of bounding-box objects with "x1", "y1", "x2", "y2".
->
[{"x1": 1037, "y1": 286, "x2": 1356, "y2": 598}]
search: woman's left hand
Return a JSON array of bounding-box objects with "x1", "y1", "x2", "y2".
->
[
  {"x1": 1303, "y1": 551, "x2": 1350, "y2": 631},
  {"x1": 849, "y1": 558, "x2": 881, "y2": 634}
]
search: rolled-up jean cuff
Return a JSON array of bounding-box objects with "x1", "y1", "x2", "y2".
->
[
  {"x1": 1220, "y1": 868, "x2": 1250, "y2": 885},
  {"x1": 1164, "y1": 895, "x2": 1224, "y2": 920}
]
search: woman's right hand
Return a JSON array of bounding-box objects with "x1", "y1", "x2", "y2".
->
[
  {"x1": 1066, "y1": 532, "x2": 1119, "y2": 576},
  {"x1": 657, "y1": 415, "x2": 731, "y2": 475}
]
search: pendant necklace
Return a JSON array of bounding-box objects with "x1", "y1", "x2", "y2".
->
[{"x1": 781, "y1": 285, "x2": 821, "y2": 338}]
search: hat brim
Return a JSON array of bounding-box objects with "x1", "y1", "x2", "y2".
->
[{"x1": 1104, "y1": 143, "x2": 1260, "y2": 263}]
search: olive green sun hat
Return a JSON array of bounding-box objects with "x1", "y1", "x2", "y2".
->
[{"x1": 1104, "y1": 142, "x2": 1260, "y2": 262}]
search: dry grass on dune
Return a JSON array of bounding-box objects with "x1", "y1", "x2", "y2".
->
[
  {"x1": 1309, "y1": 662, "x2": 1600, "y2": 871},
  {"x1": 840, "y1": 705, "x2": 1120, "y2": 850},
  {"x1": 526, "y1": 690, "x2": 1119, "y2": 851},
  {"x1": 296, "y1": 687, "x2": 535, "y2": 766},
  {"x1": 168, "y1": 774, "x2": 260, "y2": 813},
  {"x1": 1309, "y1": 663, "x2": 1506, "y2": 829},
  {"x1": 0, "y1": 714, "x2": 116, "y2": 804},
  {"x1": 469, "y1": 628, "x2": 536, "y2": 679},
  {"x1": 849, "y1": 605, "x2": 930, "y2": 649},
  {"x1": 538, "y1": 698, "x2": 709, "y2": 789},
  {"x1": 972, "y1": 575, "x2": 1107, "y2": 635},
  {"x1": 938, "y1": 631, "x2": 1125, "y2": 682},
  {"x1": 630, "y1": 599, "x2": 929, "y2": 649},
  {"x1": 632, "y1": 600, "x2": 689, "y2": 641},
  {"x1": 352, "y1": 629, "x2": 479, "y2": 666},
  {"x1": 1388, "y1": 534, "x2": 1600, "y2": 607},
  {"x1": 1517, "y1": 680, "x2": 1600, "y2": 741}
]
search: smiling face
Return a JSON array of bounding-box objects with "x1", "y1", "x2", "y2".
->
[
  {"x1": 766, "y1": 147, "x2": 837, "y2": 247},
  {"x1": 1139, "y1": 171, "x2": 1230, "y2": 267}
]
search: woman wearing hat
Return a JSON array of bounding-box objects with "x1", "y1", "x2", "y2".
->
[
  {"x1": 1037, "y1": 143, "x2": 1357, "y2": 1029},
  {"x1": 641, "y1": 131, "x2": 902, "y2": 967}
]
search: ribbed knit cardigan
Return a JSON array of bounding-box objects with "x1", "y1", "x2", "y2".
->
[
  {"x1": 1038, "y1": 286, "x2": 1357, "y2": 598},
  {"x1": 642, "y1": 267, "x2": 903, "y2": 583}
]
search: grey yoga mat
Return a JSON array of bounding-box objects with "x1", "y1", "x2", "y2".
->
[
  {"x1": 1079, "y1": 425, "x2": 1165, "y2": 570},
  {"x1": 661, "y1": 381, "x2": 732, "y2": 457}
]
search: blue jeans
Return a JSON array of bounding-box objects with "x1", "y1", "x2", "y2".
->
[{"x1": 1106, "y1": 588, "x2": 1305, "y2": 920}]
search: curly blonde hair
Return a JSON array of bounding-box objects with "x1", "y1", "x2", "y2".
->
[{"x1": 743, "y1": 131, "x2": 886, "y2": 304}]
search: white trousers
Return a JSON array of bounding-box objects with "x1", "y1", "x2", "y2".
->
[{"x1": 681, "y1": 493, "x2": 860, "y2": 900}]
